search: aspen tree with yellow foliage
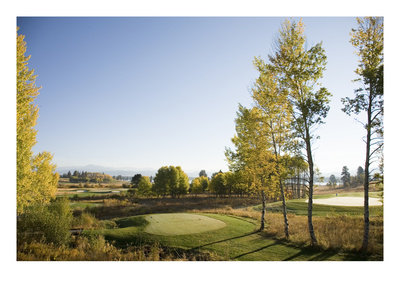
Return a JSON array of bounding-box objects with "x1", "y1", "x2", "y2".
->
[
  {"x1": 341, "y1": 17, "x2": 384, "y2": 252},
  {"x1": 268, "y1": 19, "x2": 331, "y2": 245},
  {"x1": 17, "y1": 28, "x2": 59, "y2": 215},
  {"x1": 251, "y1": 58, "x2": 293, "y2": 238},
  {"x1": 226, "y1": 105, "x2": 279, "y2": 231}
]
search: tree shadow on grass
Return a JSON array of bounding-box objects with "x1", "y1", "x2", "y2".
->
[
  {"x1": 190, "y1": 231, "x2": 259, "y2": 251},
  {"x1": 282, "y1": 246, "x2": 373, "y2": 261},
  {"x1": 232, "y1": 241, "x2": 281, "y2": 259},
  {"x1": 282, "y1": 247, "x2": 338, "y2": 261},
  {"x1": 231, "y1": 239, "x2": 345, "y2": 261}
]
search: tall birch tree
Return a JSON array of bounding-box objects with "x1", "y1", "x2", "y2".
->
[
  {"x1": 341, "y1": 17, "x2": 384, "y2": 252},
  {"x1": 268, "y1": 19, "x2": 331, "y2": 245},
  {"x1": 251, "y1": 58, "x2": 293, "y2": 238}
]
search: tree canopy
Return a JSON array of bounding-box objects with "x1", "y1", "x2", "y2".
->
[
  {"x1": 17, "y1": 28, "x2": 59, "y2": 215},
  {"x1": 153, "y1": 166, "x2": 189, "y2": 198}
]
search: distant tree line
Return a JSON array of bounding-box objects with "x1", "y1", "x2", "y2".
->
[
  {"x1": 207, "y1": 162, "x2": 308, "y2": 200},
  {"x1": 60, "y1": 170, "x2": 115, "y2": 183},
  {"x1": 60, "y1": 172, "x2": 136, "y2": 182},
  {"x1": 113, "y1": 175, "x2": 132, "y2": 181},
  {"x1": 327, "y1": 166, "x2": 367, "y2": 188},
  {"x1": 125, "y1": 167, "x2": 309, "y2": 200}
]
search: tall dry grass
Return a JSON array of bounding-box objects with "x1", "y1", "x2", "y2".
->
[
  {"x1": 192, "y1": 207, "x2": 383, "y2": 255},
  {"x1": 267, "y1": 213, "x2": 382, "y2": 254},
  {"x1": 17, "y1": 235, "x2": 222, "y2": 261}
]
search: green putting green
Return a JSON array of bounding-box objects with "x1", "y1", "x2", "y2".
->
[{"x1": 144, "y1": 213, "x2": 227, "y2": 236}]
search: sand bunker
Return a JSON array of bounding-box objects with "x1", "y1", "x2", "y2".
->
[{"x1": 306, "y1": 197, "x2": 383, "y2": 207}]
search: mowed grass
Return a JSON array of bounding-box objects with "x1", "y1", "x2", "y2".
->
[
  {"x1": 256, "y1": 192, "x2": 384, "y2": 217},
  {"x1": 144, "y1": 213, "x2": 226, "y2": 236},
  {"x1": 262, "y1": 200, "x2": 384, "y2": 217},
  {"x1": 86, "y1": 213, "x2": 370, "y2": 261},
  {"x1": 57, "y1": 188, "x2": 128, "y2": 198}
]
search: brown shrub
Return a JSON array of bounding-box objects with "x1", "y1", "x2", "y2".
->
[{"x1": 17, "y1": 235, "x2": 222, "y2": 261}]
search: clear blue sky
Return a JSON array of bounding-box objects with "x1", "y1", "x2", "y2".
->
[{"x1": 17, "y1": 16, "x2": 374, "y2": 176}]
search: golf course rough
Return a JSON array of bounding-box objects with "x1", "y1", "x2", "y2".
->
[{"x1": 144, "y1": 213, "x2": 227, "y2": 236}]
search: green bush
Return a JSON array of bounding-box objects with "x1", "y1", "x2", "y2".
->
[{"x1": 18, "y1": 197, "x2": 73, "y2": 245}]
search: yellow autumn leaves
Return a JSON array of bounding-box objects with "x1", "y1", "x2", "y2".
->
[{"x1": 17, "y1": 28, "x2": 59, "y2": 215}]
